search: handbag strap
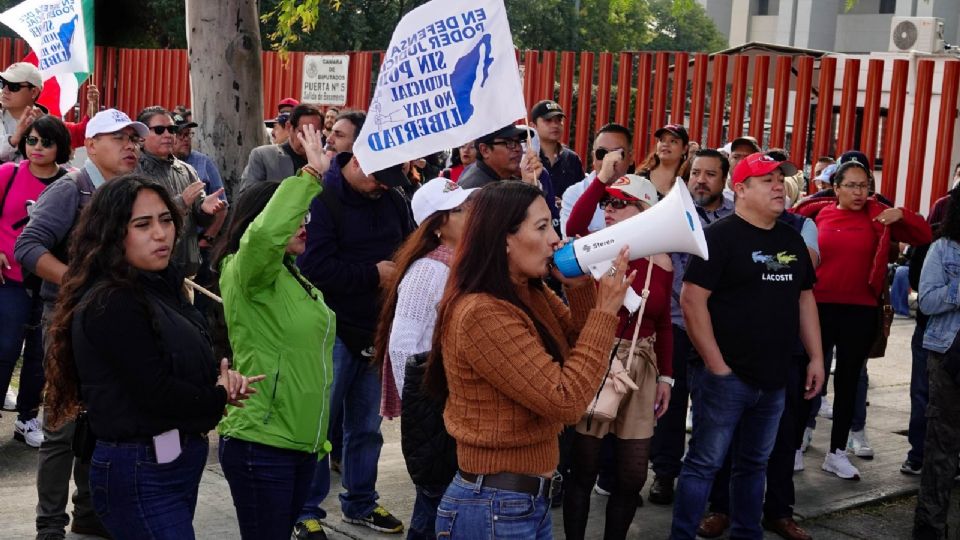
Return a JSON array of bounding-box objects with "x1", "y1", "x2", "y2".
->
[{"x1": 623, "y1": 257, "x2": 655, "y2": 373}]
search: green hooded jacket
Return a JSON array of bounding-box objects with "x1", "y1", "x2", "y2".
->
[{"x1": 217, "y1": 172, "x2": 335, "y2": 456}]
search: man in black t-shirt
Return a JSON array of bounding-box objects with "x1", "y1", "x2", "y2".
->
[{"x1": 670, "y1": 153, "x2": 825, "y2": 540}]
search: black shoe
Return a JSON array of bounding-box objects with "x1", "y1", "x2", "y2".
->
[
  {"x1": 70, "y1": 519, "x2": 111, "y2": 539},
  {"x1": 648, "y1": 475, "x2": 674, "y2": 505},
  {"x1": 293, "y1": 518, "x2": 329, "y2": 540},
  {"x1": 900, "y1": 459, "x2": 922, "y2": 475},
  {"x1": 330, "y1": 458, "x2": 342, "y2": 474},
  {"x1": 342, "y1": 506, "x2": 404, "y2": 533}
]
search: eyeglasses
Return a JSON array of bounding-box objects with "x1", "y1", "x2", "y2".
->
[
  {"x1": 0, "y1": 79, "x2": 32, "y2": 92},
  {"x1": 839, "y1": 183, "x2": 869, "y2": 192},
  {"x1": 594, "y1": 147, "x2": 624, "y2": 161},
  {"x1": 24, "y1": 136, "x2": 54, "y2": 148},
  {"x1": 599, "y1": 197, "x2": 640, "y2": 210},
  {"x1": 103, "y1": 132, "x2": 144, "y2": 146},
  {"x1": 148, "y1": 125, "x2": 181, "y2": 136},
  {"x1": 488, "y1": 139, "x2": 521, "y2": 150}
]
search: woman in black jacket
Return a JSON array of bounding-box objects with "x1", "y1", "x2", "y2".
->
[{"x1": 43, "y1": 174, "x2": 261, "y2": 540}]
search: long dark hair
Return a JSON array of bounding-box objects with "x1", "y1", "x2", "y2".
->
[
  {"x1": 208, "y1": 180, "x2": 283, "y2": 359},
  {"x1": 374, "y1": 210, "x2": 450, "y2": 368},
  {"x1": 939, "y1": 187, "x2": 960, "y2": 243},
  {"x1": 45, "y1": 174, "x2": 182, "y2": 429},
  {"x1": 424, "y1": 182, "x2": 564, "y2": 397},
  {"x1": 211, "y1": 181, "x2": 282, "y2": 270}
]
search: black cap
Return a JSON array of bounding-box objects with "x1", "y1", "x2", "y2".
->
[
  {"x1": 336, "y1": 152, "x2": 410, "y2": 188},
  {"x1": 265, "y1": 112, "x2": 290, "y2": 128},
  {"x1": 530, "y1": 100, "x2": 565, "y2": 122},
  {"x1": 654, "y1": 123, "x2": 690, "y2": 145},
  {"x1": 476, "y1": 124, "x2": 534, "y2": 146},
  {"x1": 839, "y1": 150, "x2": 870, "y2": 169},
  {"x1": 172, "y1": 113, "x2": 198, "y2": 129}
]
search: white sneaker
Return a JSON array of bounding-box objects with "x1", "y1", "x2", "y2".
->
[
  {"x1": 593, "y1": 483, "x2": 611, "y2": 497},
  {"x1": 847, "y1": 429, "x2": 874, "y2": 459},
  {"x1": 819, "y1": 398, "x2": 833, "y2": 419},
  {"x1": 14, "y1": 417, "x2": 43, "y2": 448},
  {"x1": 822, "y1": 449, "x2": 861, "y2": 480},
  {"x1": 794, "y1": 449, "x2": 805, "y2": 472},
  {"x1": 800, "y1": 426, "x2": 813, "y2": 453},
  {"x1": 3, "y1": 388, "x2": 16, "y2": 411}
]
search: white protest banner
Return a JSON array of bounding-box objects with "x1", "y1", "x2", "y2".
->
[
  {"x1": 0, "y1": 0, "x2": 90, "y2": 78},
  {"x1": 353, "y1": 0, "x2": 526, "y2": 173},
  {"x1": 302, "y1": 54, "x2": 349, "y2": 106}
]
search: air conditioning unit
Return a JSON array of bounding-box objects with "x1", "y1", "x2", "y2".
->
[{"x1": 889, "y1": 17, "x2": 944, "y2": 54}]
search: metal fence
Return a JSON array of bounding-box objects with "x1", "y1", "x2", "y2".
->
[{"x1": 0, "y1": 38, "x2": 956, "y2": 212}]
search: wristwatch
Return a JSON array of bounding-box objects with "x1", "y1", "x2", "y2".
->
[{"x1": 658, "y1": 376, "x2": 675, "y2": 388}]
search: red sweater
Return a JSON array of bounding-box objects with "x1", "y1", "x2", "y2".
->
[
  {"x1": 793, "y1": 197, "x2": 932, "y2": 305},
  {"x1": 810, "y1": 206, "x2": 878, "y2": 306},
  {"x1": 566, "y1": 177, "x2": 674, "y2": 376}
]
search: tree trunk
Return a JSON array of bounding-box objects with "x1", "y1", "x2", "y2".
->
[{"x1": 185, "y1": 0, "x2": 264, "y2": 199}]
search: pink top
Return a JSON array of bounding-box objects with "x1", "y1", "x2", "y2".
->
[{"x1": 0, "y1": 162, "x2": 65, "y2": 283}]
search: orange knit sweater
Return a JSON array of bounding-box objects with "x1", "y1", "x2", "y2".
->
[{"x1": 441, "y1": 281, "x2": 618, "y2": 475}]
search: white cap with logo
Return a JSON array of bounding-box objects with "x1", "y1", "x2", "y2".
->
[
  {"x1": 412, "y1": 178, "x2": 477, "y2": 226},
  {"x1": 85, "y1": 109, "x2": 149, "y2": 139},
  {"x1": 0, "y1": 62, "x2": 42, "y2": 90}
]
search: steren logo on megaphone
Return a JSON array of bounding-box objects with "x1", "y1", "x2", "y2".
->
[{"x1": 553, "y1": 178, "x2": 709, "y2": 313}]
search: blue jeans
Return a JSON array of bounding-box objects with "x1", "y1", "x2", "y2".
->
[
  {"x1": 88, "y1": 434, "x2": 208, "y2": 539},
  {"x1": 650, "y1": 325, "x2": 694, "y2": 480},
  {"x1": 300, "y1": 336, "x2": 383, "y2": 520},
  {"x1": 908, "y1": 316, "x2": 930, "y2": 464},
  {"x1": 0, "y1": 281, "x2": 44, "y2": 421},
  {"x1": 218, "y1": 436, "x2": 317, "y2": 540},
  {"x1": 891, "y1": 265, "x2": 911, "y2": 316},
  {"x1": 408, "y1": 484, "x2": 446, "y2": 540},
  {"x1": 671, "y1": 365, "x2": 785, "y2": 540},
  {"x1": 435, "y1": 473, "x2": 552, "y2": 539}
]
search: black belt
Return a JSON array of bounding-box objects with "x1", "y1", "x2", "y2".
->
[
  {"x1": 98, "y1": 431, "x2": 208, "y2": 446},
  {"x1": 459, "y1": 471, "x2": 562, "y2": 499}
]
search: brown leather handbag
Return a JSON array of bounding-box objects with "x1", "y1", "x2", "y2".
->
[{"x1": 583, "y1": 259, "x2": 655, "y2": 424}]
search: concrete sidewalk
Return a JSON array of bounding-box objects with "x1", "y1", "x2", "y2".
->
[{"x1": 0, "y1": 318, "x2": 926, "y2": 539}]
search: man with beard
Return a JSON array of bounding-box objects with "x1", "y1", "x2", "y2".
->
[{"x1": 648, "y1": 149, "x2": 734, "y2": 506}]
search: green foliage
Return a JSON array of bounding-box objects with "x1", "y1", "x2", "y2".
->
[
  {"x1": 646, "y1": 0, "x2": 728, "y2": 53},
  {"x1": 260, "y1": 0, "x2": 337, "y2": 51},
  {"x1": 0, "y1": 0, "x2": 726, "y2": 54}
]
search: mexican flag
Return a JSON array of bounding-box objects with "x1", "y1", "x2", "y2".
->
[{"x1": 0, "y1": 0, "x2": 94, "y2": 117}]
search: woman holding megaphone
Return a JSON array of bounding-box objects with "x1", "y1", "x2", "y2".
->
[
  {"x1": 562, "y1": 157, "x2": 675, "y2": 540},
  {"x1": 426, "y1": 181, "x2": 635, "y2": 539}
]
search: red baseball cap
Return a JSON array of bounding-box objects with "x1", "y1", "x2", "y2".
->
[
  {"x1": 731, "y1": 152, "x2": 798, "y2": 186},
  {"x1": 277, "y1": 97, "x2": 299, "y2": 111}
]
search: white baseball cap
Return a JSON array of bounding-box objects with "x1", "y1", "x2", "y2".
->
[
  {"x1": 85, "y1": 109, "x2": 149, "y2": 139},
  {"x1": 411, "y1": 178, "x2": 477, "y2": 226},
  {"x1": 0, "y1": 62, "x2": 42, "y2": 89},
  {"x1": 606, "y1": 174, "x2": 659, "y2": 206}
]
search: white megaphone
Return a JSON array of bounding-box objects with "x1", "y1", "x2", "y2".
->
[{"x1": 553, "y1": 178, "x2": 709, "y2": 313}]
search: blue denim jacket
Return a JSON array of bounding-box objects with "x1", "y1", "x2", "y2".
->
[{"x1": 919, "y1": 238, "x2": 960, "y2": 353}]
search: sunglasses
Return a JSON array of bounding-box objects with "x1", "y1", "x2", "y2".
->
[
  {"x1": 599, "y1": 197, "x2": 640, "y2": 210},
  {"x1": 148, "y1": 125, "x2": 181, "y2": 135},
  {"x1": 594, "y1": 147, "x2": 624, "y2": 161},
  {"x1": 25, "y1": 136, "x2": 54, "y2": 148},
  {"x1": 0, "y1": 79, "x2": 32, "y2": 92}
]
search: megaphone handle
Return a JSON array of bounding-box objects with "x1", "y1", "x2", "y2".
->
[{"x1": 624, "y1": 258, "x2": 655, "y2": 373}]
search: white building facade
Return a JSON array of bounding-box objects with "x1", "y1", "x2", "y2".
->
[{"x1": 699, "y1": 0, "x2": 959, "y2": 54}]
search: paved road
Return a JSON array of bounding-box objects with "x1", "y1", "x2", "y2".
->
[{"x1": 0, "y1": 318, "x2": 940, "y2": 539}]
